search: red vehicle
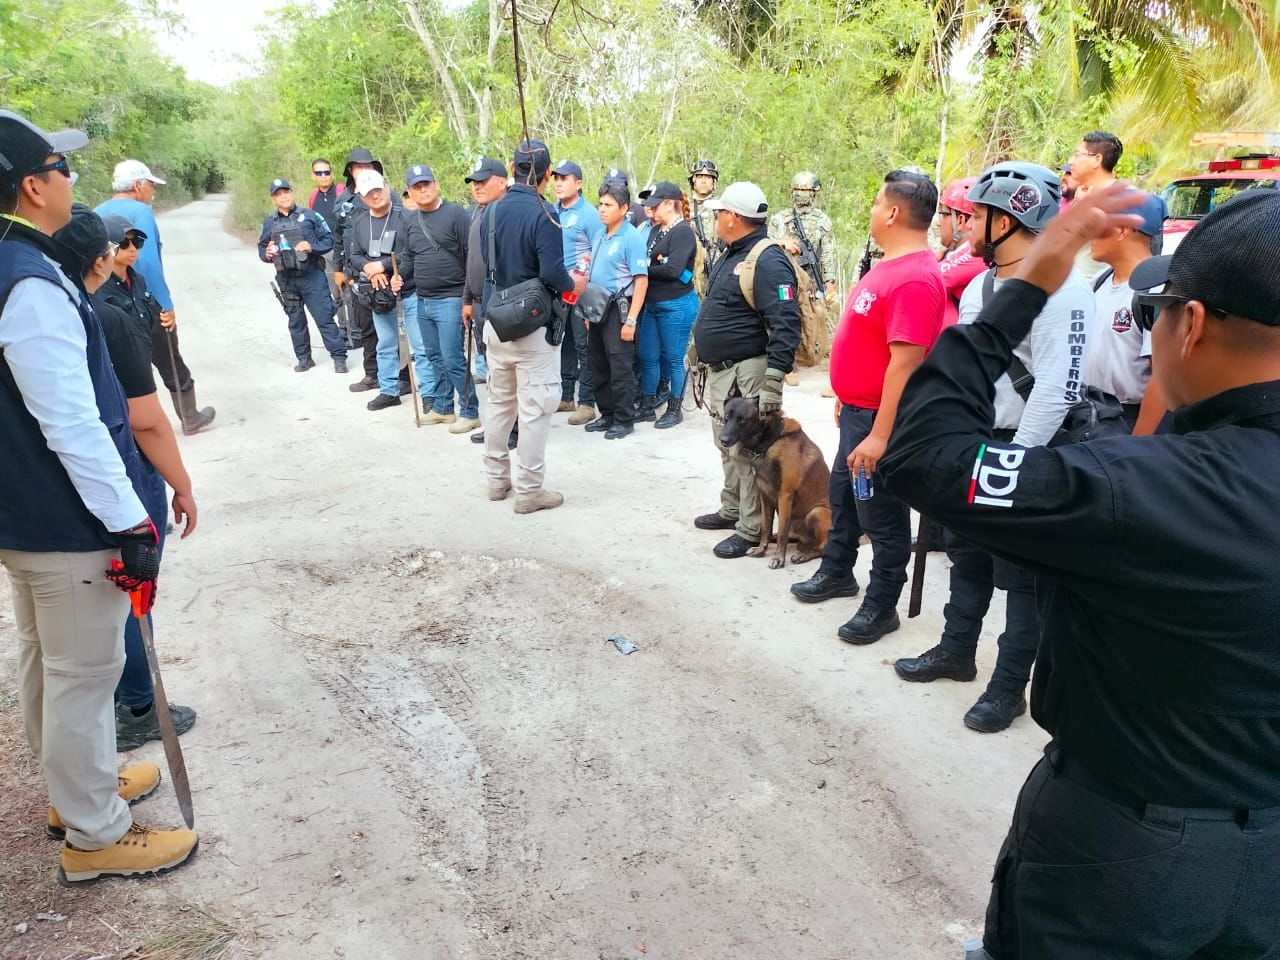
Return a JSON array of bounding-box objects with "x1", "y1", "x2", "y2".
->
[{"x1": 1161, "y1": 154, "x2": 1280, "y2": 253}]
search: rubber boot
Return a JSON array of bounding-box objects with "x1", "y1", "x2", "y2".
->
[
  {"x1": 169, "y1": 389, "x2": 216, "y2": 436},
  {"x1": 655, "y1": 397, "x2": 684, "y2": 429},
  {"x1": 635, "y1": 393, "x2": 657, "y2": 423}
]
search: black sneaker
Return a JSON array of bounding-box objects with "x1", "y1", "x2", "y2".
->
[
  {"x1": 694, "y1": 512, "x2": 737, "y2": 530},
  {"x1": 894, "y1": 645, "x2": 978, "y2": 683},
  {"x1": 790, "y1": 571, "x2": 860, "y2": 604},
  {"x1": 470, "y1": 431, "x2": 485, "y2": 444},
  {"x1": 964, "y1": 688, "x2": 1027, "y2": 733},
  {"x1": 367, "y1": 393, "x2": 402, "y2": 411},
  {"x1": 294, "y1": 358, "x2": 316, "y2": 372},
  {"x1": 604, "y1": 422, "x2": 634, "y2": 439},
  {"x1": 584, "y1": 415, "x2": 614, "y2": 433},
  {"x1": 116, "y1": 701, "x2": 197, "y2": 752},
  {"x1": 333, "y1": 358, "x2": 348, "y2": 374},
  {"x1": 837, "y1": 604, "x2": 901, "y2": 645},
  {"x1": 349, "y1": 376, "x2": 378, "y2": 393},
  {"x1": 713, "y1": 533, "x2": 755, "y2": 559}
]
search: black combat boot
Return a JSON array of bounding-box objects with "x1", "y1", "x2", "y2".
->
[
  {"x1": 655, "y1": 398, "x2": 683, "y2": 429},
  {"x1": 635, "y1": 393, "x2": 657, "y2": 423}
]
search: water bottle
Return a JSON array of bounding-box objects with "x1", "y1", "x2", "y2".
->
[
  {"x1": 562, "y1": 256, "x2": 589, "y2": 305},
  {"x1": 963, "y1": 937, "x2": 989, "y2": 959},
  {"x1": 853, "y1": 463, "x2": 874, "y2": 501},
  {"x1": 278, "y1": 234, "x2": 291, "y2": 254}
]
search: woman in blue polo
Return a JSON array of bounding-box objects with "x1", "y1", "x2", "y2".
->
[{"x1": 583, "y1": 180, "x2": 649, "y2": 440}]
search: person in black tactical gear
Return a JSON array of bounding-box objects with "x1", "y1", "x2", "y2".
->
[
  {"x1": 257, "y1": 178, "x2": 348, "y2": 373},
  {"x1": 880, "y1": 181, "x2": 1280, "y2": 960},
  {"x1": 333, "y1": 147, "x2": 383, "y2": 391}
]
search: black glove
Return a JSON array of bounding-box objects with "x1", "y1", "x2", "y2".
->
[{"x1": 106, "y1": 517, "x2": 160, "y2": 614}]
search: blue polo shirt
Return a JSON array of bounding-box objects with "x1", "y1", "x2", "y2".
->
[
  {"x1": 558, "y1": 194, "x2": 604, "y2": 274},
  {"x1": 588, "y1": 221, "x2": 648, "y2": 295}
]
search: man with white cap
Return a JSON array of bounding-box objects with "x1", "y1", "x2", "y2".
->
[
  {"x1": 691, "y1": 181, "x2": 802, "y2": 558},
  {"x1": 97, "y1": 159, "x2": 216, "y2": 436},
  {"x1": 0, "y1": 110, "x2": 197, "y2": 883}
]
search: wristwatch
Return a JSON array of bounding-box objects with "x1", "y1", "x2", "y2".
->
[{"x1": 624, "y1": 316, "x2": 637, "y2": 326}]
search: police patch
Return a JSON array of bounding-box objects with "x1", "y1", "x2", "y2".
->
[{"x1": 967, "y1": 444, "x2": 1025, "y2": 508}]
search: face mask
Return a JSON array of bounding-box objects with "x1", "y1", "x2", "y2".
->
[{"x1": 791, "y1": 190, "x2": 814, "y2": 208}]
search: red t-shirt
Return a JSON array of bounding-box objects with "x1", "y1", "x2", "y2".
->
[
  {"x1": 829, "y1": 249, "x2": 946, "y2": 409},
  {"x1": 939, "y1": 247, "x2": 984, "y2": 327}
]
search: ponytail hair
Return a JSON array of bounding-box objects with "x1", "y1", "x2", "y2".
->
[{"x1": 680, "y1": 190, "x2": 691, "y2": 222}]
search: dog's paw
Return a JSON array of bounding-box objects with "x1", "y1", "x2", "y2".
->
[
  {"x1": 790, "y1": 551, "x2": 818, "y2": 564},
  {"x1": 745, "y1": 545, "x2": 768, "y2": 558},
  {"x1": 768, "y1": 555, "x2": 786, "y2": 569}
]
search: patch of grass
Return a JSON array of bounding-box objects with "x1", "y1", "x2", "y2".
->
[{"x1": 131, "y1": 902, "x2": 243, "y2": 960}]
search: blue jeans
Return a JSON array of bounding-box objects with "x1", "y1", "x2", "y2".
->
[
  {"x1": 400, "y1": 294, "x2": 436, "y2": 401},
  {"x1": 638, "y1": 291, "x2": 699, "y2": 397},
  {"x1": 371, "y1": 307, "x2": 401, "y2": 397},
  {"x1": 116, "y1": 466, "x2": 168, "y2": 709},
  {"x1": 417, "y1": 296, "x2": 478, "y2": 418}
]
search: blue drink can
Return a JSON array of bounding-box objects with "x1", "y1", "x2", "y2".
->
[{"x1": 853, "y1": 464, "x2": 874, "y2": 501}]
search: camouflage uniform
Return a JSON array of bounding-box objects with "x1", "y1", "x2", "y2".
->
[
  {"x1": 687, "y1": 160, "x2": 723, "y2": 294},
  {"x1": 769, "y1": 174, "x2": 838, "y2": 367}
]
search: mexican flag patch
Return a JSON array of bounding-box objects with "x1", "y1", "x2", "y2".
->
[{"x1": 778, "y1": 285, "x2": 795, "y2": 301}]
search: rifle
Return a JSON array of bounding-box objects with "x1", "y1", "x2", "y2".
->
[
  {"x1": 790, "y1": 212, "x2": 826, "y2": 290},
  {"x1": 690, "y1": 199, "x2": 718, "y2": 271},
  {"x1": 908, "y1": 512, "x2": 930, "y2": 618},
  {"x1": 857, "y1": 235, "x2": 875, "y2": 279}
]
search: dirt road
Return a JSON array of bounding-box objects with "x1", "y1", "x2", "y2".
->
[{"x1": 1, "y1": 196, "x2": 1046, "y2": 959}]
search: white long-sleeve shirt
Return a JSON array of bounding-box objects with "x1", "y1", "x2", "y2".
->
[
  {"x1": 1, "y1": 275, "x2": 146, "y2": 534},
  {"x1": 957, "y1": 268, "x2": 1095, "y2": 446}
]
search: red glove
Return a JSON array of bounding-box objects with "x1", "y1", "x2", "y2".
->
[{"x1": 106, "y1": 518, "x2": 160, "y2": 614}]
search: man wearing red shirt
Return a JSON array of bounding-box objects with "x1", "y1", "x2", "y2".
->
[
  {"x1": 937, "y1": 176, "x2": 984, "y2": 326},
  {"x1": 791, "y1": 170, "x2": 946, "y2": 645}
]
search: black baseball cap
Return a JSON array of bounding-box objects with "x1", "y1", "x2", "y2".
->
[
  {"x1": 406, "y1": 164, "x2": 435, "y2": 186},
  {"x1": 552, "y1": 160, "x2": 584, "y2": 180},
  {"x1": 642, "y1": 181, "x2": 682, "y2": 207},
  {"x1": 512, "y1": 139, "x2": 551, "y2": 179},
  {"x1": 100, "y1": 213, "x2": 147, "y2": 244},
  {"x1": 0, "y1": 110, "x2": 88, "y2": 184},
  {"x1": 269, "y1": 177, "x2": 292, "y2": 194},
  {"x1": 465, "y1": 157, "x2": 507, "y2": 183},
  {"x1": 1130, "y1": 190, "x2": 1280, "y2": 326},
  {"x1": 52, "y1": 203, "x2": 109, "y2": 270}
]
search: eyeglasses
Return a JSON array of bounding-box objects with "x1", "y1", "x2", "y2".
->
[
  {"x1": 313, "y1": 169, "x2": 332, "y2": 176},
  {"x1": 28, "y1": 157, "x2": 73, "y2": 180},
  {"x1": 1132, "y1": 292, "x2": 1227, "y2": 331},
  {"x1": 117, "y1": 235, "x2": 146, "y2": 250},
  {"x1": 1070, "y1": 148, "x2": 1095, "y2": 160}
]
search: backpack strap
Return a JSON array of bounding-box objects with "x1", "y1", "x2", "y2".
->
[
  {"x1": 737, "y1": 238, "x2": 781, "y2": 311},
  {"x1": 308, "y1": 187, "x2": 319, "y2": 209},
  {"x1": 1092, "y1": 266, "x2": 1115, "y2": 292},
  {"x1": 980, "y1": 267, "x2": 1035, "y2": 401}
]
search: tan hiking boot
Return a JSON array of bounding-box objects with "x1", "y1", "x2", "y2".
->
[
  {"x1": 422, "y1": 410, "x2": 457, "y2": 425},
  {"x1": 557, "y1": 399, "x2": 576, "y2": 413},
  {"x1": 567, "y1": 404, "x2": 595, "y2": 426},
  {"x1": 448, "y1": 417, "x2": 482, "y2": 434},
  {"x1": 58, "y1": 823, "x2": 198, "y2": 885},
  {"x1": 514, "y1": 489, "x2": 564, "y2": 515},
  {"x1": 47, "y1": 763, "x2": 162, "y2": 840},
  {"x1": 488, "y1": 482, "x2": 512, "y2": 501}
]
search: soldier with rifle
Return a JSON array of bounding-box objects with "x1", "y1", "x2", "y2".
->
[
  {"x1": 687, "y1": 159, "x2": 723, "y2": 292},
  {"x1": 770, "y1": 171, "x2": 840, "y2": 381}
]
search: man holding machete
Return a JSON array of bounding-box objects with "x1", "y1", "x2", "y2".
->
[{"x1": 0, "y1": 110, "x2": 197, "y2": 884}]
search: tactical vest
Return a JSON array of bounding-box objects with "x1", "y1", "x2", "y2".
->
[{"x1": 0, "y1": 233, "x2": 143, "y2": 552}]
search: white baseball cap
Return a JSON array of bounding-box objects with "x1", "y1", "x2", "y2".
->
[
  {"x1": 705, "y1": 181, "x2": 769, "y2": 218},
  {"x1": 112, "y1": 159, "x2": 166, "y2": 185},
  {"x1": 355, "y1": 169, "x2": 387, "y2": 196}
]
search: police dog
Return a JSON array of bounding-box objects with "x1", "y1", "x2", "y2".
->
[{"x1": 718, "y1": 397, "x2": 832, "y2": 569}]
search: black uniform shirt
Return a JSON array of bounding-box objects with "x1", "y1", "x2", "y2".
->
[
  {"x1": 693, "y1": 226, "x2": 801, "y2": 373},
  {"x1": 346, "y1": 203, "x2": 410, "y2": 290},
  {"x1": 879, "y1": 278, "x2": 1280, "y2": 809},
  {"x1": 332, "y1": 193, "x2": 367, "y2": 275},
  {"x1": 91, "y1": 270, "x2": 157, "y2": 398},
  {"x1": 309, "y1": 184, "x2": 344, "y2": 232},
  {"x1": 480, "y1": 185, "x2": 573, "y2": 295},
  {"x1": 256, "y1": 206, "x2": 334, "y2": 274}
]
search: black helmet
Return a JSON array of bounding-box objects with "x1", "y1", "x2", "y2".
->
[
  {"x1": 688, "y1": 159, "x2": 719, "y2": 185},
  {"x1": 343, "y1": 147, "x2": 385, "y2": 184}
]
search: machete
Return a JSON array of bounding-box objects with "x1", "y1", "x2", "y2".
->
[
  {"x1": 908, "y1": 512, "x2": 930, "y2": 619},
  {"x1": 132, "y1": 594, "x2": 194, "y2": 828}
]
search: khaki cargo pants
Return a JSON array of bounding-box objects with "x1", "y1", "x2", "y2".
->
[{"x1": 706, "y1": 355, "x2": 767, "y2": 541}]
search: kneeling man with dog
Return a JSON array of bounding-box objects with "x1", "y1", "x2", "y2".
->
[{"x1": 791, "y1": 170, "x2": 946, "y2": 645}]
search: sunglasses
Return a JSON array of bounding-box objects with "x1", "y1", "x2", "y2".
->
[
  {"x1": 29, "y1": 157, "x2": 73, "y2": 180},
  {"x1": 117, "y1": 235, "x2": 146, "y2": 250},
  {"x1": 105, "y1": 242, "x2": 119, "y2": 258},
  {"x1": 1132, "y1": 292, "x2": 1227, "y2": 332},
  {"x1": 313, "y1": 169, "x2": 332, "y2": 176}
]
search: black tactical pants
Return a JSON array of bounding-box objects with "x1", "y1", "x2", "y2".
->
[
  {"x1": 348, "y1": 296, "x2": 378, "y2": 380},
  {"x1": 586, "y1": 311, "x2": 635, "y2": 425},
  {"x1": 280, "y1": 269, "x2": 345, "y2": 361},
  {"x1": 985, "y1": 747, "x2": 1280, "y2": 959}
]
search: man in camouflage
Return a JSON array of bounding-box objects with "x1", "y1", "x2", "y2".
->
[
  {"x1": 769, "y1": 171, "x2": 840, "y2": 381},
  {"x1": 688, "y1": 159, "x2": 722, "y2": 291}
]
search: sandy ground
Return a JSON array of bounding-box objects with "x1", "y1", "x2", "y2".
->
[{"x1": 0, "y1": 196, "x2": 1049, "y2": 959}]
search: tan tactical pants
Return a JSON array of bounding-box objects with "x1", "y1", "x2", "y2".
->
[
  {"x1": 707, "y1": 355, "x2": 767, "y2": 541},
  {"x1": 4, "y1": 548, "x2": 132, "y2": 850},
  {"x1": 482, "y1": 323, "x2": 561, "y2": 497}
]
